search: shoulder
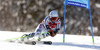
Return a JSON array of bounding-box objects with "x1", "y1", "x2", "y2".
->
[
  {"x1": 45, "y1": 16, "x2": 50, "y2": 20},
  {"x1": 44, "y1": 16, "x2": 51, "y2": 22}
]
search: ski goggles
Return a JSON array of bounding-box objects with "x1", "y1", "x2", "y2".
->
[{"x1": 51, "y1": 17, "x2": 58, "y2": 20}]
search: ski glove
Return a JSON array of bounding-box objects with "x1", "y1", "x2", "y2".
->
[{"x1": 49, "y1": 30, "x2": 56, "y2": 37}]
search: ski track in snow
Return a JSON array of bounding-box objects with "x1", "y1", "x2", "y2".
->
[{"x1": 0, "y1": 31, "x2": 100, "y2": 50}]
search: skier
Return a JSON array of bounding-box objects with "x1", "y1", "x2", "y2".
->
[{"x1": 21, "y1": 10, "x2": 61, "y2": 41}]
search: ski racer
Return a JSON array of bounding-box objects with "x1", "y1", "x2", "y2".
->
[{"x1": 22, "y1": 10, "x2": 61, "y2": 41}]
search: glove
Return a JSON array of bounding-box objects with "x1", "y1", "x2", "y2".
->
[{"x1": 49, "y1": 30, "x2": 56, "y2": 37}]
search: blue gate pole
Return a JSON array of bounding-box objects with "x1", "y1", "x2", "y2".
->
[
  {"x1": 88, "y1": 0, "x2": 94, "y2": 44},
  {"x1": 63, "y1": 0, "x2": 68, "y2": 43}
]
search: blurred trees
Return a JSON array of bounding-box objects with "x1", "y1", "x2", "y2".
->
[{"x1": 0, "y1": 0, "x2": 100, "y2": 36}]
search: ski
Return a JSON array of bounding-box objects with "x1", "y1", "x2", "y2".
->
[
  {"x1": 8, "y1": 39, "x2": 52, "y2": 45},
  {"x1": 29, "y1": 41, "x2": 52, "y2": 45},
  {"x1": 8, "y1": 40, "x2": 36, "y2": 45}
]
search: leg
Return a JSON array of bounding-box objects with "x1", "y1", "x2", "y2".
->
[
  {"x1": 28, "y1": 24, "x2": 43, "y2": 37},
  {"x1": 21, "y1": 24, "x2": 42, "y2": 41},
  {"x1": 37, "y1": 26, "x2": 50, "y2": 41}
]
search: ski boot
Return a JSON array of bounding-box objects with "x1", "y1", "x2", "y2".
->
[
  {"x1": 37, "y1": 33, "x2": 50, "y2": 41},
  {"x1": 21, "y1": 33, "x2": 35, "y2": 41}
]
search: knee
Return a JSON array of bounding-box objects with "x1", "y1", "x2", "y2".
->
[{"x1": 29, "y1": 33, "x2": 35, "y2": 37}]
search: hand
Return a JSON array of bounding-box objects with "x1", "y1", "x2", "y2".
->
[
  {"x1": 49, "y1": 30, "x2": 53, "y2": 32},
  {"x1": 49, "y1": 30, "x2": 56, "y2": 37}
]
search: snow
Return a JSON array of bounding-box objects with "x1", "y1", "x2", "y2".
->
[{"x1": 0, "y1": 31, "x2": 100, "y2": 50}]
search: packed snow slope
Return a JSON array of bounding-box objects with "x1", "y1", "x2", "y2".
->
[{"x1": 0, "y1": 31, "x2": 100, "y2": 50}]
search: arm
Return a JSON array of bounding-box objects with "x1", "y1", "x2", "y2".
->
[{"x1": 44, "y1": 16, "x2": 51, "y2": 31}]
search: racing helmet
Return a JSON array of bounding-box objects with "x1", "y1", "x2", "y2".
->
[{"x1": 49, "y1": 10, "x2": 59, "y2": 20}]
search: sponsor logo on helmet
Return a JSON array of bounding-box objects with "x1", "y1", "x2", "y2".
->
[{"x1": 53, "y1": 14, "x2": 57, "y2": 17}]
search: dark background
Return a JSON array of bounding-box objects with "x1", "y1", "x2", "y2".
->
[{"x1": 0, "y1": 0, "x2": 100, "y2": 36}]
